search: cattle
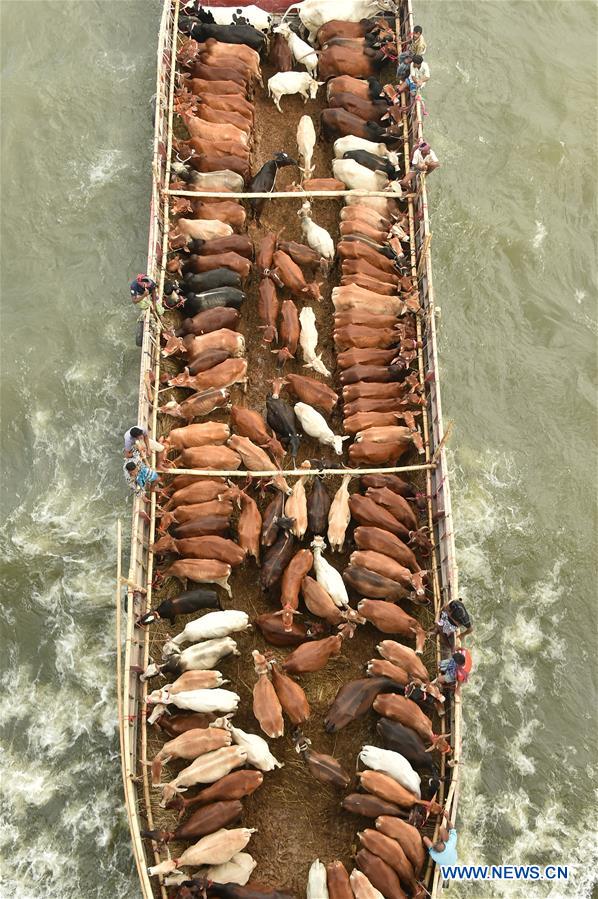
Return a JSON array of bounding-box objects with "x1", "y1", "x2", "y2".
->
[
  {"x1": 188, "y1": 153, "x2": 251, "y2": 182},
  {"x1": 191, "y1": 201, "x2": 246, "y2": 231},
  {"x1": 267, "y1": 72, "x2": 321, "y2": 113},
  {"x1": 196, "y1": 93, "x2": 255, "y2": 121},
  {"x1": 296, "y1": 0, "x2": 399, "y2": 45},
  {"x1": 181, "y1": 268, "x2": 242, "y2": 293},
  {"x1": 333, "y1": 158, "x2": 396, "y2": 191},
  {"x1": 189, "y1": 235, "x2": 253, "y2": 259},
  {"x1": 270, "y1": 32, "x2": 293, "y2": 71},
  {"x1": 186, "y1": 77, "x2": 247, "y2": 97},
  {"x1": 318, "y1": 46, "x2": 386, "y2": 82},
  {"x1": 302, "y1": 178, "x2": 346, "y2": 192},
  {"x1": 175, "y1": 218, "x2": 234, "y2": 242},
  {"x1": 186, "y1": 252, "x2": 252, "y2": 281},
  {"x1": 193, "y1": 5, "x2": 272, "y2": 34},
  {"x1": 247, "y1": 152, "x2": 297, "y2": 222},
  {"x1": 193, "y1": 105, "x2": 253, "y2": 133},
  {"x1": 176, "y1": 118, "x2": 249, "y2": 146},
  {"x1": 321, "y1": 109, "x2": 400, "y2": 145},
  {"x1": 316, "y1": 19, "x2": 377, "y2": 46},
  {"x1": 191, "y1": 55, "x2": 257, "y2": 86},
  {"x1": 273, "y1": 23, "x2": 318, "y2": 76},
  {"x1": 197, "y1": 38, "x2": 261, "y2": 71},
  {"x1": 329, "y1": 91, "x2": 389, "y2": 122},
  {"x1": 339, "y1": 220, "x2": 393, "y2": 244},
  {"x1": 191, "y1": 62, "x2": 250, "y2": 90},
  {"x1": 182, "y1": 21, "x2": 268, "y2": 54},
  {"x1": 343, "y1": 149, "x2": 399, "y2": 179}
]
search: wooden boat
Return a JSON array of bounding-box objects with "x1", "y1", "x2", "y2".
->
[{"x1": 116, "y1": 2, "x2": 461, "y2": 897}]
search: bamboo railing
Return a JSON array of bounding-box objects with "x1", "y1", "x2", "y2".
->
[{"x1": 117, "y1": 3, "x2": 462, "y2": 896}]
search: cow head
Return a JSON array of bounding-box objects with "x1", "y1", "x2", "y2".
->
[
  {"x1": 152, "y1": 532, "x2": 177, "y2": 554},
  {"x1": 411, "y1": 570, "x2": 428, "y2": 597},
  {"x1": 273, "y1": 151, "x2": 298, "y2": 168},
  {"x1": 161, "y1": 331, "x2": 186, "y2": 357},
  {"x1": 308, "y1": 79, "x2": 323, "y2": 99}
]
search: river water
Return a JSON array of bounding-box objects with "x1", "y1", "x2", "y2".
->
[{"x1": 0, "y1": 1, "x2": 596, "y2": 897}]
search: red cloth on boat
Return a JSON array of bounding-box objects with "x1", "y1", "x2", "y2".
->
[{"x1": 205, "y1": 1, "x2": 300, "y2": 9}]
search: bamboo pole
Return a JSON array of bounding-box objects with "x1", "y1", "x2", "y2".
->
[
  {"x1": 166, "y1": 188, "x2": 403, "y2": 200},
  {"x1": 158, "y1": 463, "x2": 437, "y2": 478}
]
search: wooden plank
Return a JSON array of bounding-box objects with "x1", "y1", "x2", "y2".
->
[{"x1": 159, "y1": 463, "x2": 437, "y2": 478}]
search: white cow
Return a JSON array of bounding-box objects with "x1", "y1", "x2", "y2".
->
[
  {"x1": 147, "y1": 687, "x2": 240, "y2": 715},
  {"x1": 294, "y1": 402, "x2": 348, "y2": 455},
  {"x1": 334, "y1": 135, "x2": 398, "y2": 160},
  {"x1": 359, "y1": 745, "x2": 422, "y2": 797},
  {"x1": 332, "y1": 159, "x2": 397, "y2": 192},
  {"x1": 297, "y1": 116, "x2": 316, "y2": 178},
  {"x1": 298, "y1": 201, "x2": 335, "y2": 262},
  {"x1": 299, "y1": 306, "x2": 331, "y2": 377},
  {"x1": 267, "y1": 71, "x2": 321, "y2": 113},
  {"x1": 273, "y1": 23, "x2": 318, "y2": 75},
  {"x1": 190, "y1": 4, "x2": 272, "y2": 32},
  {"x1": 282, "y1": 0, "x2": 399, "y2": 44}
]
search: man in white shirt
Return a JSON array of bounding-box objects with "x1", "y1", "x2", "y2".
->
[
  {"x1": 400, "y1": 142, "x2": 440, "y2": 190},
  {"x1": 410, "y1": 55, "x2": 430, "y2": 90}
]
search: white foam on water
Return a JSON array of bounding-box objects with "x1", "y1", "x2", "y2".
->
[
  {"x1": 451, "y1": 447, "x2": 598, "y2": 897},
  {"x1": 533, "y1": 220, "x2": 547, "y2": 249}
]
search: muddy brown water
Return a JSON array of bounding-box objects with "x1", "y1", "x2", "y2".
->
[{"x1": 146, "y1": 59, "x2": 432, "y2": 895}]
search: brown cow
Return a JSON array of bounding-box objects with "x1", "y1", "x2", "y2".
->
[
  {"x1": 317, "y1": 20, "x2": 377, "y2": 47},
  {"x1": 191, "y1": 62, "x2": 249, "y2": 89},
  {"x1": 336, "y1": 241, "x2": 400, "y2": 274},
  {"x1": 334, "y1": 311, "x2": 398, "y2": 330},
  {"x1": 168, "y1": 358, "x2": 248, "y2": 393},
  {"x1": 187, "y1": 252, "x2": 251, "y2": 280},
  {"x1": 270, "y1": 250, "x2": 322, "y2": 302},
  {"x1": 187, "y1": 77, "x2": 246, "y2": 96},
  {"x1": 301, "y1": 178, "x2": 346, "y2": 192},
  {"x1": 337, "y1": 347, "x2": 397, "y2": 369},
  {"x1": 178, "y1": 118, "x2": 249, "y2": 147},
  {"x1": 194, "y1": 105, "x2": 253, "y2": 133},
  {"x1": 318, "y1": 47, "x2": 381, "y2": 81},
  {"x1": 197, "y1": 93, "x2": 255, "y2": 120},
  {"x1": 197, "y1": 38, "x2": 261, "y2": 71},
  {"x1": 329, "y1": 91, "x2": 388, "y2": 122},
  {"x1": 341, "y1": 259, "x2": 399, "y2": 283},
  {"x1": 340, "y1": 273, "x2": 399, "y2": 296},
  {"x1": 334, "y1": 326, "x2": 399, "y2": 351},
  {"x1": 269, "y1": 32, "x2": 293, "y2": 71},
  {"x1": 188, "y1": 153, "x2": 250, "y2": 181},
  {"x1": 190, "y1": 201, "x2": 246, "y2": 231},
  {"x1": 321, "y1": 109, "x2": 399, "y2": 145},
  {"x1": 349, "y1": 441, "x2": 411, "y2": 465},
  {"x1": 193, "y1": 235, "x2": 253, "y2": 259},
  {"x1": 344, "y1": 412, "x2": 404, "y2": 435}
]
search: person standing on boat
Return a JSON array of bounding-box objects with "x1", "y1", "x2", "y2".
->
[
  {"x1": 124, "y1": 425, "x2": 164, "y2": 464},
  {"x1": 129, "y1": 273, "x2": 165, "y2": 322},
  {"x1": 423, "y1": 812, "x2": 458, "y2": 868},
  {"x1": 429, "y1": 598, "x2": 474, "y2": 648}
]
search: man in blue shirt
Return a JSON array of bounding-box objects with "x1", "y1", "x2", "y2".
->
[{"x1": 424, "y1": 814, "x2": 458, "y2": 867}]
